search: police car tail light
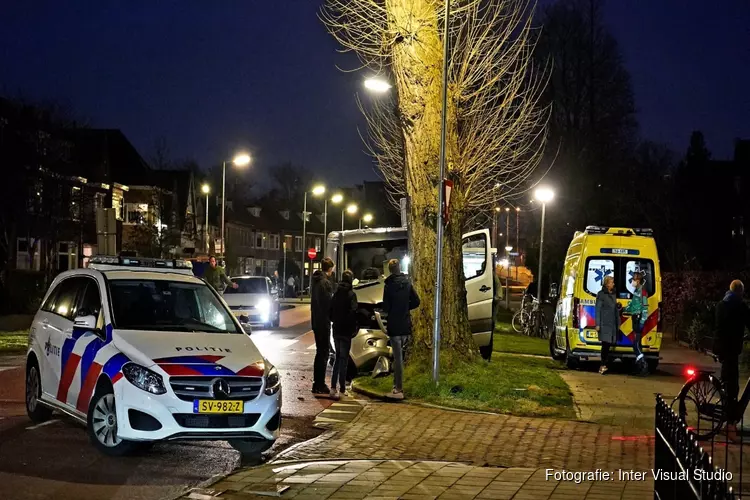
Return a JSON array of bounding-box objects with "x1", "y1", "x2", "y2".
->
[
  {"x1": 122, "y1": 363, "x2": 167, "y2": 395},
  {"x1": 264, "y1": 365, "x2": 281, "y2": 395},
  {"x1": 572, "y1": 298, "x2": 580, "y2": 329}
]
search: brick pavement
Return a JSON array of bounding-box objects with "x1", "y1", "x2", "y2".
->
[
  {"x1": 186, "y1": 460, "x2": 654, "y2": 500},
  {"x1": 277, "y1": 402, "x2": 654, "y2": 472}
]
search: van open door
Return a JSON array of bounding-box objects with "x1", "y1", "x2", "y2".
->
[{"x1": 462, "y1": 229, "x2": 494, "y2": 357}]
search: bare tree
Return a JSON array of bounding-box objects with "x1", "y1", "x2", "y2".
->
[{"x1": 322, "y1": 0, "x2": 549, "y2": 357}]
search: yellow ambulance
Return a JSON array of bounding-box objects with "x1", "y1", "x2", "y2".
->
[{"x1": 549, "y1": 226, "x2": 663, "y2": 371}]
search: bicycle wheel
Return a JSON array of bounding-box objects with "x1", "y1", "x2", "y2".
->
[
  {"x1": 677, "y1": 374, "x2": 726, "y2": 440},
  {"x1": 537, "y1": 313, "x2": 549, "y2": 339},
  {"x1": 512, "y1": 311, "x2": 530, "y2": 334}
]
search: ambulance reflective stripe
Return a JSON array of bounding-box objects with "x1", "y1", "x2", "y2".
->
[{"x1": 153, "y1": 355, "x2": 264, "y2": 377}]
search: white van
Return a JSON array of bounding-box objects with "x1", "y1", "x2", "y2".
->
[
  {"x1": 326, "y1": 227, "x2": 496, "y2": 373},
  {"x1": 24, "y1": 256, "x2": 281, "y2": 460}
]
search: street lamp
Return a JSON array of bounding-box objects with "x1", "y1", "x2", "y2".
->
[
  {"x1": 201, "y1": 184, "x2": 210, "y2": 253},
  {"x1": 364, "y1": 77, "x2": 392, "y2": 93},
  {"x1": 534, "y1": 187, "x2": 554, "y2": 323},
  {"x1": 221, "y1": 152, "x2": 251, "y2": 259},
  {"x1": 505, "y1": 207, "x2": 511, "y2": 253},
  {"x1": 343, "y1": 203, "x2": 358, "y2": 231},
  {"x1": 360, "y1": 213, "x2": 373, "y2": 230},
  {"x1": 504, "y1": 245, "x2": 513, "y2": 310},
  {"x1": 515, "y1": 207, "x2": 521, "y2": 280},
  {"x1": 302, "y1": 184, "x2": 326, "y2": 294}
]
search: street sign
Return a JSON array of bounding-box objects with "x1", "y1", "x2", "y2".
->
[
  {"x1": 307, "y1": 248, "x2": 317, "y2": 259},
  {"x1": 510, "y1": 252, "x2": 519, "y2": 256},
  {"x1": 442, "y1": 179, "x2": 453, "y2": 223}
]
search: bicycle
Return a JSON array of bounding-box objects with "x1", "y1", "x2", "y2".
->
[
  {"x1": 671, "y1": 353, "x2": 733, "y2": 440},
  {"x1": 512, "y1": 293, "x2": 533, "y2": 334},
  {"x1": 527, "y1": 298, "x2": 550, "y2": 339}
]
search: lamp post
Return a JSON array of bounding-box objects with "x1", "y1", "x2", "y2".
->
[
  {"x1": 432, "y1": 0, "x2": 452, "y2": 385},
  {"x1": 343, "y1": 203, "x2": 357, "y2": 231},
  {"x1": 505, "y1": 246, "x2": 513, "y2": 310},
  {"x1": 360, "y1": 213, "x2": 373, "y2": 230},
  {"x1": 534, "y1": 188, "x2": 554, "y2": 321},
  {"x1": 515, "y1": 207, "x2": 521, "y2": 280},
  {"x1": 302, "y1": 184, "x2": 326, "y2": 294},
  {"x1": 221, "y1": 153, "x2": 251, "y2": 259},
  {"x1": 493, "y1": 207, "x2": 501, "y2": 248},
  {"x1": 201, "y1": 184, "x2": 210, "y2": 253}
]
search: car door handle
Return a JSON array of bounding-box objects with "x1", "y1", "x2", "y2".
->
[
  {"x1": 479, "y1": 285, "x2": 491, "y2": 293},
  {"x1": 41, "y1": 319, "x2": 50, "y2": 329}
]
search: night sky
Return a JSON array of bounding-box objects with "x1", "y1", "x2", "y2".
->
[{"x1": 2, "y1": 1, "x2": 748, "y2": 187}]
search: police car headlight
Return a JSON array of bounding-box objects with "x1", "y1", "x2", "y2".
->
[
  {"x1": 264, "y1": 365, "x2": 281, "y2": 395},
  {"x1": 122, "y1": 363, "x2": 167, "y2": 395}
]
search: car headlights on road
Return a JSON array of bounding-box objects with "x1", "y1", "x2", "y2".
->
[
  {"x1": 122, "y1": 363, "x2": 167, "y2": 395},
  {"x1": 264, "y1": 365, "x2": 281, "y2": 395}
]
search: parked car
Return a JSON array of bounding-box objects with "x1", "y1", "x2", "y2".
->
[
  {"x1": 24, "y1": 255, "x2": 281, "y2": 460},
  {"x1": 223, "y1": 276, "x2": 281, "y2": 329}
]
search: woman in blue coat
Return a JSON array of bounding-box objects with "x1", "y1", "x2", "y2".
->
[{"x1": 595, "y1": 276, "x2": 618, "y2": 374}]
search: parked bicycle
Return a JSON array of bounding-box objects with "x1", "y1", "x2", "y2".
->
[
  {"x1": 512, "y1": 293, "x2": 533, "y2": 333},
  {"x1": 671, "y1": 353, "x2": 739, "y2": 440}
]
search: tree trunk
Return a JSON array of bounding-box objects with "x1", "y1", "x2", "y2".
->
[{"x1": 387, "y1": 0, "x2": 474, "y2": 359}]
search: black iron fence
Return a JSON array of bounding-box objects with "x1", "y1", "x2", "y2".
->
[{"x1": 655, "y1": 395, "x2": 742, "y2": 499}]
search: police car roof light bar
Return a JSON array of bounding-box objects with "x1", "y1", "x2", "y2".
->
[{"x1": 89, "y1": 255, "x2": 193, "y2": 270}]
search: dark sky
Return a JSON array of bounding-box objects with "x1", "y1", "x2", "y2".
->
[{"x1": 2, "y1": 1, "x2": 748, "y2": 187}]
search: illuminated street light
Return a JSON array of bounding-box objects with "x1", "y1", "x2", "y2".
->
[
  {"x1": 312, "y1": 184, "x2": 326, "y2": 196},
  {"x1": 534, "y1": 187, "x2": 555, "y2": 335},
  {"x1": 331, "y1": 193, "x2": 344, "y2": 204},
  {"x1": 364, "y1": 77, "x2": 392, "y2": 93},
  {"x1": 359, "y1": 212, "x2": 373, "y2": 230},
  {"x1": 342, "y1": 203, "x2": 358, "y2": 231},
  {"x1": 221, "y1": 152, "x2": 252, "y2": 257},
  {"x1": 201, "y1": 184, "x2": 210, "y2": 253},
  {"x1": 302, "y1": 184, "x2": 328, "y2": 292}
]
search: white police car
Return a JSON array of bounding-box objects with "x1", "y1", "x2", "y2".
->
[{"x1": 24, "y1": 256, "x2": 281, "y2": 460}]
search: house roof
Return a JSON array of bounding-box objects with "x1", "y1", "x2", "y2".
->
[{"x1": 61, "y1": 129, "x2": 151, "y2": 186}]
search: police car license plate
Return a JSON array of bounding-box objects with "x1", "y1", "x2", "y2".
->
[{"x1": 194, "y1": 400, "x2": 244, "y2": 414}]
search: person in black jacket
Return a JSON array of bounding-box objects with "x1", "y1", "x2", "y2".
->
[
  {"x1": 382, "y1": 258, "x2": 420, "y2": 400},
  {"x1": 329, "y1": 270, "x2": 358, "y2": 400},
  {"x1": 310, "y1": 257, "x2": 335, "y2": 395},
  {"x1": 715, "y1": 280, "x2": 750, "y2": 429}
]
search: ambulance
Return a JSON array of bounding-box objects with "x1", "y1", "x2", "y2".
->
[{"x1": 549, "y1": 227, "x2": 663, "y2": 371}]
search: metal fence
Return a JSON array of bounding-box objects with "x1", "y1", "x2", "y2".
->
[{"x1": 655, "y1": 395, "x2": 742, "y2": 499}]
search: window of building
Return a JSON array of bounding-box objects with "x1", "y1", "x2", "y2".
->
[
  {"x1": 69, "y1": 186, "x2": 81, "y2": 221},
  {"x1": 314, "y1": 237, "x2": 322, "y2": 252},
  {"x1": 124, "y1": 203, "x2": 149, "y2": 225},
  {"x1": 295, "y1": 236, "x2": 303, "y2": 252},
  {"x1": 57, "y1": 242, "x2": 78, "y2": 272},
  {"x1": 255, "y1": 232, "x2": 263, "y2": 248},
  {"x1": 270, "y1": 234, "x2": 280, "y2": 250},
  {"x1": 16, "y1": 238, "x2": 40, "y2": 271}
]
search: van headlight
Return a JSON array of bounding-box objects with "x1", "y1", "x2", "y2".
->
[
  {"x1": 122, "y1": 363, "x2": 167, "y2": 395},
  {"x1": 264, "y1": 365, "x2": 281, "y2": 395}
]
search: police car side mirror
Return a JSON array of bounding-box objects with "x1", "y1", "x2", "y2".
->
[{"x1": 74, "y1": 314, "x2": 99, "y2": 333}]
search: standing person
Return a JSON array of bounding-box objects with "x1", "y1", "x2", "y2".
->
[
  {"x1": 595, "y1": 276, "x2": 618, "y2": 375},
  {"x1": 329, "y1": 270, "x2": 358, "y2": 400},
  {"x1": 382, "y1": 258, "x2": 420, "y2": 400},
  {"x1": 287, "y1": 275, "x2": 296, "y2": 298},
  {"x1": 272, "y1": 270, "x2": 280, "y2": 290},
  {"x1": 310, "y1": 257, "x2": 335, "y2": 395},
  {"x1": 623, "y1": 271, "x2": 649, "y2": 376},
  {"x1": 203, "y1": 256, "x2": 238, "y2": 292},
  {"x1": 715, "y1": 280, "x2": 750, "y2": 436}
]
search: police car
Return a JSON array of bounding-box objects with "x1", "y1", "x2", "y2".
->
[{"x1": 24, "y1": 256, "x2": 281, "y2": 459}]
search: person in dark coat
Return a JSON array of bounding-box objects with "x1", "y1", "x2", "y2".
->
[
  {"x1": 715, "y1": 280, "x2": 750, "y2": 430},
  {"x1": 382, "y1": 259, "x2": 420, "y2": 400},
  {"x1": 329, "y1": 270, "x2": 358, "y2": 400},
  {"x1": 595, "y1": 276, "x2": 618, "y2": 375},
  {"x1": 310, "y1": 258, "x2": 335, "y2": 395}
]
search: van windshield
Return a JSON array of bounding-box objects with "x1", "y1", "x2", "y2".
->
[
  {"x1": 584, "y1": 257, "x2": 655, "y2": 298},
  {"x1": 108, "y1": 279, "x2": 241, "y2": 333},
  {"x1": 344, "y1": 239, "x2": 409, "y2": 282}
]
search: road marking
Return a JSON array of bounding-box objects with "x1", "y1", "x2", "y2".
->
[
  {"x1": 0, "y1": 366, "x2": 20, "y2": 373},
  {"x1": 26, "y1": 419, "x2": 59, "y2": 430}
]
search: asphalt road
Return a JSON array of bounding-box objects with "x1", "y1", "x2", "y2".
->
[{"x1": 0, "y1": 304, "x2": 328, "y2": 500}]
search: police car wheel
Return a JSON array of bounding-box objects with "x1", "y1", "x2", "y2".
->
[
  {"x1": 26, "y1": 360, "x2": 52, "y2": 424},
  {"x1": 87, "y1": 388, "x2": 137, "y2": 456},
  {"x1": 229, "y1": 438, "x2": 273, "y2": 464}
]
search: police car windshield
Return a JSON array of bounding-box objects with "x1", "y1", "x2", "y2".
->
[{"x1": 108, "y1": 279, "x2": 241, "y2": 334}]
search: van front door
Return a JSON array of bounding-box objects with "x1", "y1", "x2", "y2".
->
[{"x1": 462, "y1": 229, "x2": 494, "y2": 346}]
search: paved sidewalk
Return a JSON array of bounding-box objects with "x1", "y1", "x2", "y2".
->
[{"x1": 186, "y1": 460, "x2": 653, "y2": 500}]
